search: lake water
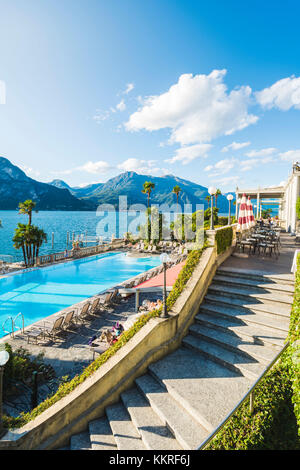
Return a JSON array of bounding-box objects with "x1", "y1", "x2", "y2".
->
[
  {"x1": 0, "y1": 210, "x2": 148, "y2": 261},
  {"x1": 0, "y1": 251, "x2": 161, "y2": 337},
  {"x1": 0, "y1": 209, "x2": 230, "y2": 262}
]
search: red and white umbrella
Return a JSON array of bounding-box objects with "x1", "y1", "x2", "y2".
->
[
  {"x1": 237, "y1": 193, "x2": 249, "y2": 231},
  {"x1": 246, "y1": 196, "x2": 255, "y2": 228}
]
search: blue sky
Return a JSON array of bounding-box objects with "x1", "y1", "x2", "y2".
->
[{"x1": 0, "y1": 0, "x2": 300, "y2": 192}]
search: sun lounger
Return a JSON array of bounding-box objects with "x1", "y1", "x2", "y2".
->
[
  {"x1": 62, "y1": 310, "x2": 78, "y2": 331},
  {"x1": 42, "y1": 316, "x2": 66, "y2": 340},
  {"x1": 75, "y1": 302, "x2": 92, "y2": 323},
  {"x1": 26, "y1": 316, "x2": 65, "y2": 343}
]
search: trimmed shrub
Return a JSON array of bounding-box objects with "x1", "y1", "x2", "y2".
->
[{"x1": 215, "y1": 226, "x2": 233, "y2": 254}]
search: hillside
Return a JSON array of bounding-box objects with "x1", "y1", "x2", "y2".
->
[{"x1": 0, "y1": 158, "x2": 94, "y2": 210}]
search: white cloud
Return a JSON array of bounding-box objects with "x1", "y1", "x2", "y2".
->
[
  {"x1": 116, "y1": 99, "x2": 126, "y2": 111},
  {"x1": 165, "y1": 143, "x2": 212, "y2": 164},
  {"x1": 123, "y1": 83, "x2": 134, "y2": 95},
  {"x1": 77, "y1": 160, "x2": 112, "y2": 174},
  {"x1": 256, "y1": 75, "x2": 300, "y2": 110},
  {"x1": 245, "y1": 147, "x2": 277, "y2": 158},
  {"x1": 92, "y1": 109, "x2": 110, "y2": 123},
  {"x1": 125, "y1": 70, "x2": 258, "y2": 146},
  {"x1": 240, "y1": 156, "x2": 274, "y2": 171},
  {"x1": 117, "y1": 158, "x2": 169, "y2": 175},
  {"x1": 209, "y1": 175, "x2": 241, "y2": 189},
  {"x1": 207, "y1": 158, "x2": 238, "y2": 177},
  {"x1": 279, "y1": 149, "x2": 300, "y2": 162},
  {"x1": 204, "y1": 164, "x2": 213, "y2": 172},
  {"x1": 221, "y1": 141, "x2": 251, "y2": 152}
]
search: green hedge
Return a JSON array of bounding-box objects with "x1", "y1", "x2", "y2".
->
[
  {"x1": 215, "y1": 226, "x2": 233, "y2": 254},
  {"x1": 3, "y1": 244, "x2": 208, "y2": 430},
  {"x1": 205, "y1": 255, "x2": 300, "y2": 450}
]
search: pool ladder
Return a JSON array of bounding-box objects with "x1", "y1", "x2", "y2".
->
[{"x1": 2, "y1": 312, "x2": 25, "y2": 339}]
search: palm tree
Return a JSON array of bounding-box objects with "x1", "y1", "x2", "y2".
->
[
  {"x1": 13, "y1": 223, "x2": 47, "y2": 267},
  {"x1": 215, "y1": 189, "x2": 222, "y2": 208},
  {"x1": 13, "y1": 223, "x2": 28, "y2": 266},
  {"x1": 142, "y1": 181, "x2": 155, "y2": 208},
  {"x1": 18, "y1": 199, "x2": 37, "y2": 225},
  {"x1": 205, "y1": 195, "x2": 211, "y2": 208},
  {"x1": 172, "y1": 185, "x2": 182, "y2": 211}
]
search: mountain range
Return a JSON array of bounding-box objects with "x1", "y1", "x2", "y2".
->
[
  {"x1": 0, "y1": 157, "x2": 234, "y2": 212},
  {"x1": 49, "y1": 172, "x2": 233, "y2": 212}
]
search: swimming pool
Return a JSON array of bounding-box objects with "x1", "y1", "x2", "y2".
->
[{"x1": 0, "y1": 252, "x2": 161, "y2": 338}]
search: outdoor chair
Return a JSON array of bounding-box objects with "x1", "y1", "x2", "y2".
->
[
  {"x1": 75, "y1": 302, "x2": 92, "y2": 323},
  {"x1": 43, "y1": 316, "x2": 66, "y2": 340},
  {"x1": 100, "y1": 289, "x2": 119, "y2": 307},
  {"x1": 25, "y1": 316, "x2": 66, "y2": 344},
  {"x1": 62, "y1": 310, "x2": 78, "y2": 331},
  {"x1": 88, "y1": 297, "x2": 102, "y2": 316}
]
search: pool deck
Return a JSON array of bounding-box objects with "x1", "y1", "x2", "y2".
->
[{"x1": 2, "y1": 288, "x2": 163, "y2": 417}]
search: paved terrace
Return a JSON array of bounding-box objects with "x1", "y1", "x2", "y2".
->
[{"x1": 223, "y1": 231, "x2": 297, "y2": 275}]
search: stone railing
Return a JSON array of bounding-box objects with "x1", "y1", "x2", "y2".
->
[{"x1": 36, "y1": 239, "x2": 126, "y2": 266}]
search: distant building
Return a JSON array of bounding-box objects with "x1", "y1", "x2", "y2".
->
[{"x1": 235, "y1": 163, "x2": 300, "y2": 233}]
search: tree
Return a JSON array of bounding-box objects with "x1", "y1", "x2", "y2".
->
[
  {"x1": 13, "y1": 223, "x2": 47, "y2": 267},
  {"x1": 215, "y1": 189, "x2": 222, "y2": 208},
  {"x1": 18, "y1": 200, "x2": 37, "y2": 226},
  {"x1": 205, "y1": 195, "x2": 211, "y2": 208},
  {"x1": 261, "y1": 208, "x2": 272, "y2": 219},
  {"x1": 172, "y1": 185, "x2": 182, "y2": 211},
  {"x1": 141, "y1": 181, "x2": 155, "y2": 208}
]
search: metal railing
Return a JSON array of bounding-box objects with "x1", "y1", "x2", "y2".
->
[
  {"x1": 2, "y1": 316, "x2": 14, "y2": 337},
  {"x1": 197, "y1": 341, "x2": 290, "y2": 450},
  {"x1": 2, "y1": 312, "x2": 25, "y2": 339}
]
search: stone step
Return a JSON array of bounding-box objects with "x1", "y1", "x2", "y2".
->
[
  {"x1": 217, "y1": 266, "x2": 295, "y2": 285},
  {"x1": 182, "y1": 334, "x2": 265, "y2": 380},
  {"x1": 135, "y1": 374, "x2": 209, "y2": 450},
  {"x1": 70, "y1": 431, "x2": 92, "y2": 450},
  {"x1": 208, "y1": 283, "x2": 293, "y2": 306},
  {"x1": 89, "y1": 416, "x2": 117, "y2": 450},
  {"x1": 195, "y1": 312, "x2": 286, "y2": 348},
  {"x1": 148, "y1": 347, "x2": 252, "y2": 433},
  {"x1": 200, "y1": 302, "x2": 290, "y2": 333},
  {"x1": 106, "y1": 403, "x2": 147, "y2": 450},
  {"x1": 121, "y1": 387, "x2": 182, "y2": 450},
  {"x1": 188, "y1": 322, "x2": 279, "y2": 365},
  {"x1": 204, "y1": 293, "x2": 291, "y2": 318},
  {"x1": 213, "y1": 274, "x2": 294, "y2": 295}
]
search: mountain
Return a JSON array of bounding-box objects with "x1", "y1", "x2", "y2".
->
[
  {"x1": 50, "y1": 172, "x2": 232, "y2": 212},
  {"x1": 0, "y1": 157, "x2": 234, "y2": 212},
  {"x1": 0, "y1": 158, "x2": 95, "y2": 210}
]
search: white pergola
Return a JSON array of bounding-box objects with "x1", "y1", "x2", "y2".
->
[
  {"x1": 235, "y1": 163, "x2": 300, "y2": 232},
  {"x1": 235, "y1": 186, "x2": 285, "y2": 219}
]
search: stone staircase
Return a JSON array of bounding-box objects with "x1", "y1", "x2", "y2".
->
[{"x1": 62, "y1": 265, "x2": 294, "y2": 450}]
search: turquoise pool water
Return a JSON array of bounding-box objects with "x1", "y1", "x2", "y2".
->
[{"x1": 0, "y1": 252, "x2": 161, "y2": 337}]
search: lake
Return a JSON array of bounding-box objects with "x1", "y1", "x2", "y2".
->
[{"x1": 0, "y1": 209, "x2": 229, "y2": 262}]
